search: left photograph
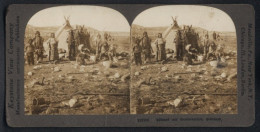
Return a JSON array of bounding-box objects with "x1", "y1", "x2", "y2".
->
[{"x1": 24, "y1": 6, "x2": 131, "y2": 115}]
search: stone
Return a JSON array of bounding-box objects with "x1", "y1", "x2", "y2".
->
[
  {"x1": 161, "y1": 66, "x2": 168, "y2": 72},
  {"x1": 33, "y1": 65, "x2": 42, "y2": 70},
  {"x1": 134, "y1": 71, "x2": 140, "y2": 76},
  {"x1": 54, "y1": 67, "x2": 61, "y2": 72},
  {"x1": 225, "y1": 56, "x2": 230, "y2": 60},
  {"x1": 59, "y1": 74, "x2": 65, "y2": 78},
  {"x1": 174, "y1": 75, "x2": 181, "y2": 80},
  {"x1": 114, "y1": 72, "x2": 120, "y2": 79},
  {"x1": 28, "y1": 71, "x2": 33, "y2": 76},
  {"x1": 141, "y1": 66, "x2": 147, "y2": 70},
  {"x1": 103, "y1": 61, "x2": 112, "y2": 69},
  {"x1": 173, "y1": 98, "x2": 182, "y2": 107},
  {"x1": 209, "y1": 61, "x2": 218, "y2": 67},
  {"x1": 69, "y1": 98, "x2": 77, "y2": 108},
  {"x1": 221, "y1": 72, "x2": 227, "y2": 78}
]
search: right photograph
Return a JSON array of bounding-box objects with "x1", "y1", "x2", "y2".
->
[{"x1": 130, "y1": 5, "x2": 237, "y2": 114}]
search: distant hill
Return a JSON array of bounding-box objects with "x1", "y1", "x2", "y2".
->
[
  {"x1": 131, "y1": 24, "x2": 236, "y2": 38},
  {"x1": 25, "y1": 24, "x2": 129, "y2": 38}
]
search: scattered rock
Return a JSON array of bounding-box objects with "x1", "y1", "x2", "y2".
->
[
  {"x1": 69, "y1": 98, "x2": 77, "y2": 108},
  {"x1": 33, "y1": 65, "x2": 42, "y2": 70},
  {"x1": 114, "y1": 72, "x2": 120, "y2": 79},
  {"x1": 121, "y1": 73, "x2": 130, "y2": 82},
  {"x1": 141, "y1": 66, "x2": 148, "y2": 70},
  {"x1": 221, "y1": 72, "x2": 227, "y2": 78},
  {"x1": 174, "y1": 75, "x2": 181, "y2": 81},
  {"x1": 227, "y1": 72, "x2": 237, "y2": 82},
  {"x1": 103, "y1": 61, "x2": 112, "y2": 69},
  {"x1": 225, "y1": 56, "x2": 230, "y2": 60},
  {"x1": 59, "y1": 74, "x2": 65, "y2": 78},
  {"x1": 173, "y1": 98, "x2": 182, "y2": 107},
  {"x1": 209, "y1": 61, "x2": 218, "y2": 67},
  {"x1": 161, "y1": 66, "x2": 168, "y2": 72},
  {"x1": 29, "y1": 79, "x2": 40, "y2": 87},
  {"x1": 28, "y1": 71, "x2": 33, "y2": 76},
  {"x1": 54, "y1": 67, "x2": 61, "y2": 72},
  {"x1": 228, "y1": 107, "x2": 232, "y2": 111},
  {"x1": 134, "y1": 71, "x2": 140, "y2": 76}
]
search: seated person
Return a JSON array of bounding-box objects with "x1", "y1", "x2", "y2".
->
[
  {"x1": 99, "y1": 42, "x2": 112, "y2": 61},
  {"x1": 183, "y1": 44, "x2": 197, "y2": 65},
  {"x1": 76, "y1": 44, "x2": 90, "y2": 65}
]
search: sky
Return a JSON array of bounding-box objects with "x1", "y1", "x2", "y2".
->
[
  {"x1": 133, "y1": 5, "x2": 236, "y2": 32},
  {"x1": 28, "y1": 6, "x2": 130, "y2": 32}
]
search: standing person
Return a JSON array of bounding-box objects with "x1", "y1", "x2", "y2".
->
[
  {"x1": 174, "y1": 30, "x2": 184, "y2": 60},
  {"x1": 203, "y1": 33, "x2": 210, "y2": 59},
  {"x1": 67, "y1": 30, "x2": 76, "y2": 60},
  {"x1": 154, "y1": 33, "x2": 166, "y2": 62},
  {"x1": 95, "y1": 33, "x2": 102, "y2": 61},
  {"x1": 47, "y1": 33, "x2": 59, "y2": 63},
  {"x1": 140, "y1": 32, "x2": 152, "y2": 64},
  {"x1": 84, "y1": 28, "x2": 91, "y2": 50},
  {"x1": 99, "y1": 33, "x2": 110, "y2": 60},
  {"x1": 213, "y1": 31, "x2": 217, "y2": 40},
  {"x1": 32, "y1": 31, "x2": 44, "y2": 64},
  {"x1": 25, "y1": 39, "x2": 35, "y2": 65},
  {"x1": 133, "y1": 39, "x2": 142, "y2": 66}
]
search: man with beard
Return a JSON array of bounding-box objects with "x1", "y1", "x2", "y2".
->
[
  {"x1": 32, "y1": 31, "x2": 44, "y2": 64},
  {"x1": 140, "y1": 32, "x2": 152, "y2": 64}
]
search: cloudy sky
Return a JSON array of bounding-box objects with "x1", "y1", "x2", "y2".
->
[
  {"x1": 28, "y1": 6, "x2": 130, "y2": 32},
  {"x1": 133, "y1": 5, "x2": 236, "y2": 32}
]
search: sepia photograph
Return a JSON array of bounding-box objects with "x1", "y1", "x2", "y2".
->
[
  {"x1": 24, "y1": 6, "x2": 131, "y2": 115},
  {"x1": 130, "y1": 5, "x2": 238, "y2": 114}
]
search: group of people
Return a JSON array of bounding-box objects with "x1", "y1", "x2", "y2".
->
[
  {"x1": 25, "y1": 31, "x2": 45, "y2": 65},
  {"x1": 67, "y1": 26, "x2": 91, "y2": 61},
  {"x1": 133, "y1": 32, "x2": 167, "y2": 66},
  {"x1": 132, "y1": 28, "x2": 223, "y2": 66}
]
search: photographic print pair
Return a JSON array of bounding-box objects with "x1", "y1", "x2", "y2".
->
[{"x1": 22, "y1": 5, "x2": 238, "y2": 115}]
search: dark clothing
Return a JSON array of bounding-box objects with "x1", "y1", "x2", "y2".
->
[
  {"x1": 99, "y1": 40, "x2": 111, "y2": 60},
  {"x1": 26, "y1": 52, "x2": 34, "y2": 65},
  {"x1": 134, "y1": 52, "x2": 142, "y2": 65},
  {"x1": 140, "y1": 36, "x2": 152, "y2": 62},
  {"x1": 25, "y1": 43, "x2": 35, "y2": 53},
  {"x1": 133, "y1": 44, "x2": 142, "y2": 65},
  {"x1": 32, "y1": 36, "x2": 44, "y2": 62},
  {"x1": 25, "y1": 43, "x2": 35, "y2": 65},
  {"x1": 174, "y1": 34, "x2": 184, "y2": 60},
  {"x1": 76, "y1": 52, "x2": 88, "y2": 65},
  {"x1": 67, "y1": 34, "x2": 76, "y2": 60},
  {"x1": 213, "y1": 32, "x2": 217, "y2": 40}
]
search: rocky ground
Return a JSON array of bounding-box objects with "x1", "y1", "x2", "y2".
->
[
  {"x1": 130, "y1": 55, "x2": 237, "y2": 114},
  {"x1": 24, "y1": 58, "x2": 130, "y2": 115}
]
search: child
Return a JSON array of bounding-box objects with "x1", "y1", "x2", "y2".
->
[
  {"x1": 25, "y1": 39, "x2": 35, "y2": 65},
  {"x1": 133, "y1": 39, "x2": 142, "y2": 66}
]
